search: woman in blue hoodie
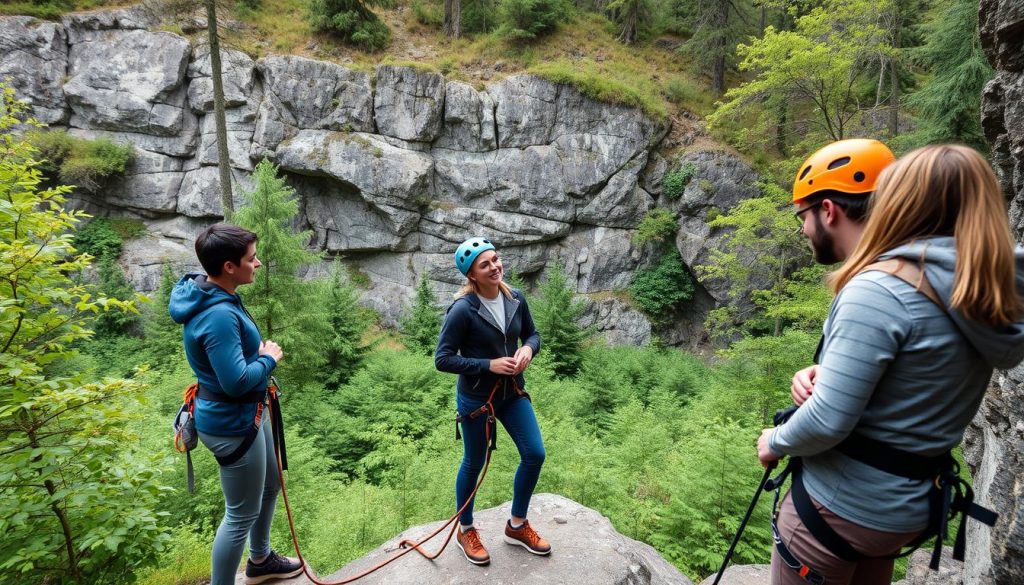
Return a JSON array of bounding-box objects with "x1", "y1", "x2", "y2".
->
[
  {"x1": 169, "y1": 224, "x2": 302, "y2": 585},
  {"x1": 435, "y1": 237, "x2": 547, "y2": 566},
  {"x1": 758, "y1": 145, "x2": 1024, "y2": 584}
]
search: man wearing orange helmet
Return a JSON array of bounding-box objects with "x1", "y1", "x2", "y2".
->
[
  {"x1": 792, "y1": 138, "x2": 896, "y2": 265},
  {"x1": 788, "y1": 139, "x2": 896, "y2": 405}
]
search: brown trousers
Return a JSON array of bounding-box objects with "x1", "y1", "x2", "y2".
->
[{"x1": 770, "y1": 491, "x2": 922, "y2": 585}]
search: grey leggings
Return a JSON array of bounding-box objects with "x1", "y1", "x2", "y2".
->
[{"x1": 198, "y1": 416, "x2": 280, "y2": 585}]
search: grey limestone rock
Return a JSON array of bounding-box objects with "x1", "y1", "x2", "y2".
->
[
  {"x1": 419, "y1": 206, "x2": 572, "y2": 247},
  {"x1": 641, "y1": 151, "x2": 668, "y2": 196},
  {"x1": 434, "y1": 80, "x2": 496, "y2": 152},
  {"x1": 120, "y1": 236, "x2": 199, "y2": 292},
  {"x1": 577, "y1": 152, "x2": 655, "y2": 228},
  {"x1": 558, "y1": 227, "x2": 642, "y2": 294},
  {"x1": 263, "y1": 494, "x2": 692, "y2": 585},
  {"x1": 273, "y1": 129, "x2": 431, "y2": 234},
  {"x1": 254, "y1": 55, "x2": 374, "y2": 154},
  {"x1": 0, "y1": 17, "x2": 69, "y2": 124},
  {"x1": 64, "y1": 29, "x2": 191, "y2": 137},
  {"x1": 373, "y1": 65, "x2": 445, "y2": 143},
  {"x1": 74, "y1": 147, "x2": 182, "y2": 215},
  {"x1": 197, "y1": 99, "x2": 259, "y2": 170},
  {"x1": 580, "y1": 295, "x2": 652, "y2": 346},
  {"x1": 67, "y1": 113, "x2": 200, "y2": 158},
  {"x1": 187, "y1": 46, "x2": 256, "y2": 113},
  {"x1": 489, "y1": 75, "x2": 559, "y2": 147},
  {"x1": 175, "y1": 165, "x2": 254, "y2": 218},
  {"x1": 968, "y1": 3, "x2": 1024, "y2": 584},
  {"x1": 697, "y1": 565, "x2": 770, "y2": 585},
  {"x1": 60, "y1": 5, "x2": 156, "y2": 44},
  {"x1": 489, "y1": 74, "x2": 666, "y2": 154},
  {"x1": 295, "y1": 175, "x2": 406, "y2": 252},
  {"x1": 667, "y1": 150, "x2": 758, "y2": 217},
  {"x1": 893, "y1": 548, "x2": 963, "y2": 585}
]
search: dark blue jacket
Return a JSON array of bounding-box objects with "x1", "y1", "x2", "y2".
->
[
  {"x1": 435, "y1": 289, "x2": 541, "y2": 399},
  {"x1": 169, "y1": 273, "x2": 277, "y2": 436}
]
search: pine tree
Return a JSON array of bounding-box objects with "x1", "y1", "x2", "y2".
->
[
  {"x1": 233, "y1": 159, "x2": 324, "y2": 382},
  {"x1": 317, "y1": 264, "x2": 373, "y2": 387},
  {"x1": 905, "y1": 0, "x2": 992, "y2": 150},
  {"x1": 401, "y1": 275, "x2": 442, "y2": 356},
  {"x1": 533, "y1": 264, "x2": 589, "y2": 378}
]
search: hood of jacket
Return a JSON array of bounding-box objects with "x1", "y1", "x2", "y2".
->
[
  {"x1": 880, "y1": 236, "x2": 1024, "y2": 369},
  {"x1": 168, "y1": 273, "x2": 237, "y2": 325}
]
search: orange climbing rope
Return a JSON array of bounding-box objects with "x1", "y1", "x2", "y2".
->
[{"x1": 269, "y1": 379, "x2": 505, "y2": 584}]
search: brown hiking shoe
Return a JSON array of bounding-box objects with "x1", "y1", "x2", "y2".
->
[
  {"x1": 503, "y1": 520, "x2": 551, "y2": 555},
  {"x1": 456, "y1": 526, "x2": 490, "y2": 565}
]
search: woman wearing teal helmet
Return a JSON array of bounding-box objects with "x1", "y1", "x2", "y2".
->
[{"x1": 435, "y1": 237, "x2": 549, "y2": 566}]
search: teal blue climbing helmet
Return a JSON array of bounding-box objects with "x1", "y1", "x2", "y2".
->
[{"x1": 454, "y1": 237, "x2": 496, "y2": 276}]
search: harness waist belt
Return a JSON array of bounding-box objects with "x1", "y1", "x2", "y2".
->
[
  {"x1": 197, "y1": 386, "x2": 266, "y2": 404},
  {"x1": 835, "y1": 432, "x2": 952, "y2": 480}
]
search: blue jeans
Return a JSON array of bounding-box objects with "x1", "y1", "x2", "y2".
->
[
  {"x1": 455, "y1": 392, "x2": 545, "y2": 525},
  {"x1": 198, "y1": 416, "x2": 279, "y2": 585}
]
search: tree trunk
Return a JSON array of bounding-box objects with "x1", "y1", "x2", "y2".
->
[
  {"x1": 712, "y1": 0, "x2": 729, "y2": 94},
  {"x1": 28, "y1": 428, "x2": 79, "y2": 579},
  {"x1": 206, "y1": 0, "x2": 233, "y2": 221},
  {"x1": 443, "y1": 0, "x2": 461, "y2": 38},
  {"x1": 775, "y1": 100, "x2": 787, "y2": 156},
  {"x1": 888, "y1": 50, "x2": 899, "y2": 137}
]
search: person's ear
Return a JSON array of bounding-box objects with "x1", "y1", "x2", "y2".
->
[
  {"x1": 820, "y1": 199, "x2": 839, "y2": 226},
  {"x1": 222, "y1": 260, "x2": 237, "y2": 276}
]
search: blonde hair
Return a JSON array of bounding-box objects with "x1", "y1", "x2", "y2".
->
[
  {"x1": 830, "y1": 144, "x2": 1022, "y2": 326},
  {"x1": 455, "y1": 279, "x2": 514, "y2": 300}
]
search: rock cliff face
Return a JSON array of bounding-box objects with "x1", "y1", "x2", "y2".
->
[
  {"x1": 245, "y1": 494, "x2": 693, "y2": 585},
  {"x1": 967, "y1": 1, "x2": 1024, "y2": 584},
  {"x1": 0, "y1": 9, "x2": 760, "y2": 346}
]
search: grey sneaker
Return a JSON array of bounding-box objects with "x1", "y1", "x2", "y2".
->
[{"x1": 244, "y1": 550, "x2": 303, "y2": 584}]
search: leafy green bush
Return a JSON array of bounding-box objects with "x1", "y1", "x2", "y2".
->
[
  {"x1": 28, "y1": 129, "x2": 132, "y2": 191},
  {"x1": 0, "y1": 85, "x2": 168, "y2": 585},
  {"x1": 497, "y1": 0, "x2": 571, "y2": 41},
  {"x1": 308, "y1": 0, "x2": 391, "y2": 50},
  {"x1": 662, "y1": 162, "x2": 697, "y2": 200},
  {"x1": 629, "y1": 249, "x2": 695, "y2": 324},
  {"x1": 73, "y1": 217, "x2": 124, "y2": 260},
  {"x1": 632, "y1": 208, "x2": 679, "y2": 246}
]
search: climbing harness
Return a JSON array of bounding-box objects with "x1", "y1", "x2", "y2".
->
[
  {"x1": 271, "y1": 377, "x2": 519, "y2": 584},
  {"x1": 717, "y1": 258, "x2": 1000, "y2": 584},
  {"x1": 173, "y1": 378, "x2": 287, "y2": 493},
  {"x1": 766, "y1": 415, "x2": 997, "y2": 583}
]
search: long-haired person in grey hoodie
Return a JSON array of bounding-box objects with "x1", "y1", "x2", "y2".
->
[
  {"x1": 758, "y1": 145, "x2": 1024, "y2": 585},
  {"x1": 169, "y1": 224, "x2": 302, "y2": 585}
]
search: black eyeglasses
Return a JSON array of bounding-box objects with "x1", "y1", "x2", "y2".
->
[{"x1": 794, "y1": 201, "x2": 823, "y2": 221}]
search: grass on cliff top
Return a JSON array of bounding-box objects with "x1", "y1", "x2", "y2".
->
[
  {"x1": 0, "y1": 0, "x2": 124, "y2": 19},
  {"x1": 221, "y1": 3, "x2": 713, "y2": 122}
]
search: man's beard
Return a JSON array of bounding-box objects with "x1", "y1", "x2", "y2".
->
[{"x1": 810, "y1": 212, "x2": 840, "y2": 265}]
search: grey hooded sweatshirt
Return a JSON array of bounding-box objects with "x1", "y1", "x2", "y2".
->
[{"x1": 769, "y1": 236, "x2": 1024, "y2": 532}]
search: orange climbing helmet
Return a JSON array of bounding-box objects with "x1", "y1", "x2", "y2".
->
[{"x1": 792, "y1": 138, "x2": 896, "y2": 203}]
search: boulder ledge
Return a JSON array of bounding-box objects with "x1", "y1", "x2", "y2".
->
[{"x1": 240, "y1": 493, "x2": 693, "y2": 585}]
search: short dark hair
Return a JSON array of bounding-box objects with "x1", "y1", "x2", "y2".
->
[
  {"x1": 195, "y1": 224, "x2": 257, "y2": 276},
  {"x1": 802, "y1": 189, "x2": 872, "y2": 222}
]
